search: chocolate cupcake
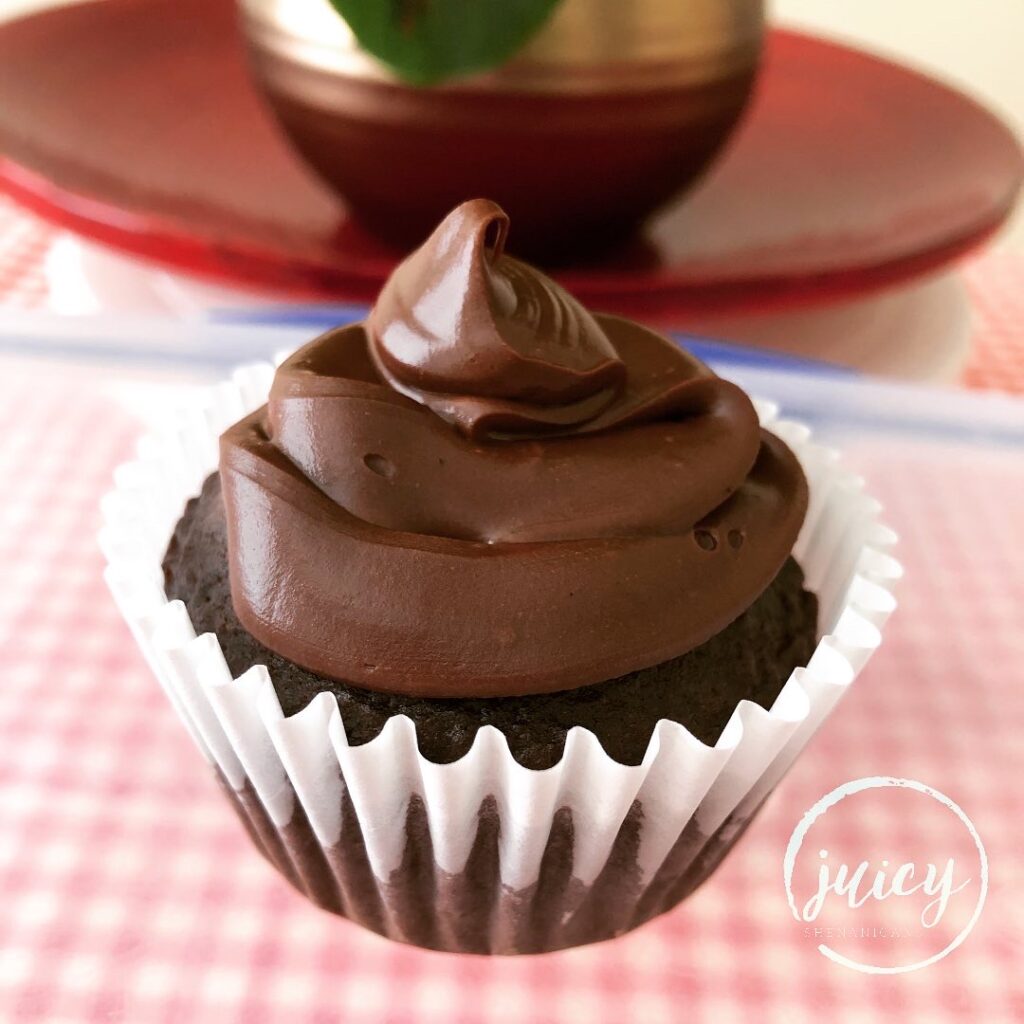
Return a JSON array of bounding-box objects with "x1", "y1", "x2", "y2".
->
[{"x1": 103, "y1": 201, "x2": 899, "y2": 955}]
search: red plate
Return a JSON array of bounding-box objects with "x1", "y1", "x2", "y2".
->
[{"x1": 0, "y1": 0, "x2": 1020, "y2": 320}]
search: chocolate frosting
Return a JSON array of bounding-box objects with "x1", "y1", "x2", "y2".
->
[{"x1": 219, "y1": 199, "x2": 808, "y2": 698}]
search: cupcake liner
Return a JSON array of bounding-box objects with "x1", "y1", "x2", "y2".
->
[{"x1": 100, "y1": 361, "x2": 900, "y2": 954}]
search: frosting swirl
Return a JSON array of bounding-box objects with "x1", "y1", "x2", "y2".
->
[
  {"x1": 220, "y1": 200, "x2": 808, "y2": 698},
  {"x1": 367, "y1": 199, "x2": 626, "y2": 441}
]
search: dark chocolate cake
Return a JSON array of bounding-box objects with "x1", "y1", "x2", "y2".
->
[{"x1": 164, "y1": 472, "x2": 817, "y2": 770}]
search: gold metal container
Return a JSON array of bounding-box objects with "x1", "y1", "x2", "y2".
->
[{"x1": 240, "y1": 0, "x2": 765, "y2": 259}]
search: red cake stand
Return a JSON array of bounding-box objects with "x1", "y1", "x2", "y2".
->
[{"x1": 0, "y1": 0, "x2": 1021, "y2": 323}]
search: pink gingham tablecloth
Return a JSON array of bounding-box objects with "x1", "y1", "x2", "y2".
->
[{"x1": 0, "y1": 360, "x2": 1023, "y2": 1023}]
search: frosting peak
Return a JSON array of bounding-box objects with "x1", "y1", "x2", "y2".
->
[
  {"x1": 368, "y1": 199, "x2": 626, "y2": 439},
  {"x1": 219, "y1": 200, "x2": 809, "y2": 698}
]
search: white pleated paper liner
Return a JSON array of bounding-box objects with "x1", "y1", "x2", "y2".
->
[{"x1": 100, "y1": 360, "x2": 901, "y2": 954}]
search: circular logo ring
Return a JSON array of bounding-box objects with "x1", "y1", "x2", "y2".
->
[{"x1": 783, "y1": 776, "x2": 988, "y2": 975}]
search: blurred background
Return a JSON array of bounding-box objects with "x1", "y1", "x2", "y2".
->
[
  {"x1": 777, "y1": 0, "x2": 1024, "y2": 251},
  {"x1": 1, "y1": 0, "x2": 1022, "y2": 382},
  {"x1": 4, "y1": 0, "x2": 1023, "y2": 225}
]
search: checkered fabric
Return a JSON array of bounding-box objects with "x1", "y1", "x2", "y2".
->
[
  {"x1": 961, "y1": 250, "x2": 1024, "y2": 393},
  {"x1": 0, "y1": 358, "x2": 1022, "y2": 1022},
  {"x1": 0, "y1": 196, "x2": 54, "y2": 310}
]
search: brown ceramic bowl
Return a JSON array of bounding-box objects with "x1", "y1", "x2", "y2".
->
[{"x1": 239, "y1": 0, "x2": 765, "y2": 261}]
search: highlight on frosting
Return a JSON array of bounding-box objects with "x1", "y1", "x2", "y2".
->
[
  {"x1": 218, "y1": 200, "x2": 809, "y2": 698},
  {"x1": 367, "y1": 198, "x2": 626, "y2": 440}
]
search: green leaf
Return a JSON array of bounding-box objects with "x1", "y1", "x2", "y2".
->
[{"x1": 327, "y1": 0, "x2": 564, "y2": 86}]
